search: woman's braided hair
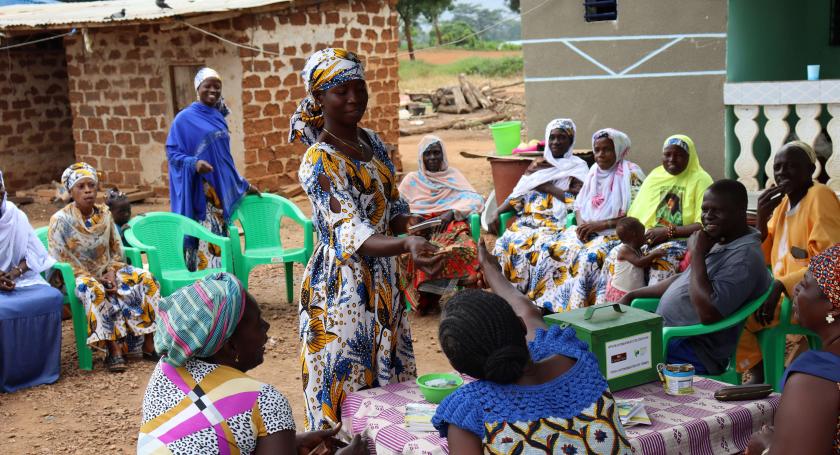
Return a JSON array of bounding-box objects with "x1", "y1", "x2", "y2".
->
[{"x1": 439, "y1": 289, "x2": 531, "y2": 384}]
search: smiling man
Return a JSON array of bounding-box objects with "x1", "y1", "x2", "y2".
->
[
  {"x1": 737, "y1": 141, "x2": 840, "y2": 383},
  {"x1": 619, "y1": 179, "x2": 772, "y2": 375}
]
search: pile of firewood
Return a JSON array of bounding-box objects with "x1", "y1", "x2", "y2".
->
[{"x1": 406, "y1": 74, "x2": 522, "y2": 115}]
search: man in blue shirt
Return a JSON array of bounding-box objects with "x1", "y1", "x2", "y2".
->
[{"x1": 619, "y1": 180, "x2": 772, "y2": 374}]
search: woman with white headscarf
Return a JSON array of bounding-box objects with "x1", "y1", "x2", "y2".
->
[
  {"x1": 293, "y1": 48, "x2": 440, "y2": 430},
  {"x1": 532, "y1": 128, "x2": 646, "y2": 312},
  {"x1": 490, "y1": 118, "x2": 589, "y2": 302},
  {"x1": 397, "y1": 135, "x2": 484, "y2": 314},
  {"x1": 0, "y1": 170, "x2": 65, "y2": 392},
  {"x1": 166, "y1": 67, "x2": 259, "y2": 271}
]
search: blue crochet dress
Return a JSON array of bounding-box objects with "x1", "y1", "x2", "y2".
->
[{"x1": 432, "y1": 325, "x2": 632, "y2": 454}]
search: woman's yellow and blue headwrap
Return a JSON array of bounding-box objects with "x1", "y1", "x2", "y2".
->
[
  {"x1": 61, "y1": 162, "x2": 98, "y2": 192},
  {"x1": 155, "y1": 272, "x2": 247, "y2": 367},
  {"x1": 288, "y1": 48, "x2": 365, "y2": 146}
]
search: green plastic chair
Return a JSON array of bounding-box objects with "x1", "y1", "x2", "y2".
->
[
  {"x1": 228, "y1": 194, "x2": 313, "y2": 303},
  {"x1": 35, "y1": 226, "x2": 93, "y2": 371},
  {"x1": 756, "y1": 297, "x2": 822, "y2": 391},
  {"x1": 631, "y1": 279, "x2": 774, "y2": 385},
  {"x1": 497, "y1": 210, "x2": 576, "y2": 237},
  {"x1": 468, "y1": 212, "x2": 480, "y2": 242},
  {"x1": 125, "y1": 212, "x2": 233, "y2": 296}
]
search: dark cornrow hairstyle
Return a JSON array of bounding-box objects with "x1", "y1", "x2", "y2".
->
[{"x1": 439, "y1": 289, "x2": 530, "y2": 384}]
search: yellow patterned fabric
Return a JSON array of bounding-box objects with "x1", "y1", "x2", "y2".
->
[
  {"x1": 61, "y1": 162, "x2": 98, "y2": 192},
  {"x1": 297, "y1": 129, "x2": 416, "y2": 431},
  {"x1": 289, "y1": 48, "x2": 365, "y2": 146},
  {"x1": 49, "y1": 203, "x2": 159, "y2": 346},
  {"x1": 483, "y1": 394, "x2": 631, "y2": 454}
]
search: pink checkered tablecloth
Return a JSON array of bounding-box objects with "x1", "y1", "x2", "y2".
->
[{"x1": 341, "y1": 377, "x2": 780, "y2": 455}]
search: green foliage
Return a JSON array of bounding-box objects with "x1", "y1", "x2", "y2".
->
[
  {"x1": 446, "y1": 3, "x2": 520, "y2": 42},
  {"x1": 505, "y1": 0, "x2": 520, "y2": 13},
  {"x1": 400, "y1": 55, "x2": 523, "y2": 80},
  {"x1": 435, "y1": 20, "x2": 479, "y2": 48}
]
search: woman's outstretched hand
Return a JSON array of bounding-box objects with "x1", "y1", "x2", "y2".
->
[
  {"x1": 475, "y1": 238, "x2": 502, "y2": 289},
  {"x1": 405, "y1": 236, "x2": 442, "y2": 276}
]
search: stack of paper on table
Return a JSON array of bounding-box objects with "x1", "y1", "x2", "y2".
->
[
  {"x1": 404, "y1": 403, "x2": 438, "y2": 432},
  {"x1": 615, "y1": 398, "x2": 651, "y2": 427}
]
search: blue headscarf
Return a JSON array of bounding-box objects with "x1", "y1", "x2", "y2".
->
[{"x1": 166, "y1": 103, "x2": 249, "y2": 231}]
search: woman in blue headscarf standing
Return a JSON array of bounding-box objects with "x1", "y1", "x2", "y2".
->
[
  {"x1": 166, "y1": 68, "x2": 259, "y2": 271},
  {"x1": 292, "y1": 48, "x2": 441, "y2": 430}
]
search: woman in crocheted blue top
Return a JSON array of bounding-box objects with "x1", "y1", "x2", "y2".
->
[{"x1": 432, "y1": 240, "x2": 632, "y2": 454}]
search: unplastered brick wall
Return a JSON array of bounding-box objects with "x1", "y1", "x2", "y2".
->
[
  {"x1": 63, "y1": 22, "x2": 246, "y2": 195},
  {"x1": 0, "y1": 41, "x2": 74, "y2": 190},
  {"x1": 240, "y1": 0, "x2": 401, "y2": 190},
  {"x1": 62, "y1": 0, "x2": 400, "y2": 195}
]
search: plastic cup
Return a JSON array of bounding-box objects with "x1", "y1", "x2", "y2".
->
[
  {"x1": 489, "y1": 121, "x2": 522, "y2": 156},
  {"x1": 807, "y1": 64, "x2": 820, "y2": 81}
]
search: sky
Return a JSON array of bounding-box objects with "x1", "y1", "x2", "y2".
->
[{"x1": 440, "y1": 0, "x2": 517, "y2": 21}]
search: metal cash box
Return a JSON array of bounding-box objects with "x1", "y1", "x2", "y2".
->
[{"x1": 544, "y1": 302, "x2": 663, "y2": 391}]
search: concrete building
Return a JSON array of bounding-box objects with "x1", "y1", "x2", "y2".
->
[
  {"x1": 0, "y1": 0, "x2": 400, "y2": 194},
  {"x1": 521, "y1": 0, "x2": 840, "y2": 191},
  {"x1": 520, "y1": 0, "x2": 726, "y2": 177}
]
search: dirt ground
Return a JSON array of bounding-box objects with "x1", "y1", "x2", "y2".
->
[{"x1": 0, "y1": 129, "x2": 500, "y2": 454}]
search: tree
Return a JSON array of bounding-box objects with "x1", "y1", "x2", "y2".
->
[
  {"x1": 396, "y1": 0, "x2": 421, "y2": 60},
  {"x1": 419, "y1": 0, "x2": 453, "y2": 46},
  {"x1": 505, "y1": 0, "x2": 520, "y2": 14},
  {"x1": 436, "y1": 21, "x2": 478, "y2": 48},
  {"x1": 448, "y1": 3, "x2": 518, "y2": 42}
]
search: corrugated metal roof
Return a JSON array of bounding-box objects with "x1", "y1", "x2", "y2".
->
[
  {"x1": 0, "y1": 0, "x2": 294, "y2": 30},
  {"x1": 0, "y1": 0, "x2": 59, "y2": 6}
]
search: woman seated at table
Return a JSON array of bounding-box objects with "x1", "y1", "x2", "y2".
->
[
  {"x1": 529, "y1": 128, "x2": 645, "y2": 312},
  {"x1": 49, "y1": 163, "x2": 160, "y2": 373},
  {"x1": 398, "y1": 135, "x2": 484, "y2": 314},
  {"x1": 432, "y1": 240, "x2": 631, "y2": 454},
  {"x1": 596, "y1": 134, "x2": 712, "y2": 304},
  {"x1": 0, "y1": 169, "x2": 64, "y2": 393},
  {"x1": 745, "y1": 244, "x2": 840, "y2": 455},
  {"x1": 139, "y1": 273, "x2": 367, "y2": 454},
  {"x1": 489, "y1": 118, "x2": 589, "y2": 301}
]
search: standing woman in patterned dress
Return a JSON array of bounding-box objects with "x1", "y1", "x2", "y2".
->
[
  {"x1": 291, "y1": 48, "x2": 442, "y2": 430},
  {"x1": 166, "y1": 67, "x2": 260, "y2": 271}
]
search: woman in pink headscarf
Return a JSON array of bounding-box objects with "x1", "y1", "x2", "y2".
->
[
  {"x1": 534, "y1": 128, "x2": 646, "y2": 312},
  {"x1": 398, "y1": 135, "x2": 485, "y2": 314}
]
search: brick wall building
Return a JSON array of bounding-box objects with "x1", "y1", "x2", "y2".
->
[
  {"x1": 0, "y1": 0, "x2": 400, "y2": 195},
  {"x1": 0, "y1": 39, "x2": 75, "y2": 191}
]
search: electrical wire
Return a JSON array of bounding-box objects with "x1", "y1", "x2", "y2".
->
[
  {"x1": 180, "y1": 21, "x2": 282, "y2": 57},
  {"x1": 0, "y1": 28, "x2": 76, "y2": 51}
]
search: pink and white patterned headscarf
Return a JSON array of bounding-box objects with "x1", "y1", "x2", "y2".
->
[{"x1": 574, "y1": 128, "x2": 644, "y2": 224}]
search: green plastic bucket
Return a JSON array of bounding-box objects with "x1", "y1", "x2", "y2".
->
[{"x1": 489, "y1": 121, "x2": 521, "y2": 156}]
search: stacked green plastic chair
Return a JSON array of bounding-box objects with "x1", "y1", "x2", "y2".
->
[
  {"x1": 228, "y1": 194, "x2": 313, "y2": 303},
  {"x1": 125, "y1": 212, "x2": 232, "y2": 296}
]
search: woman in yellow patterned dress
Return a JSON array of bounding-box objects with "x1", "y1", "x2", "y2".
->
[
  {"x1": 49, "y1": 163, "x2": 161, "y2": 372},
  {"x1": 290, "y1": 49, "x2": 441, "y2": 430}
]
